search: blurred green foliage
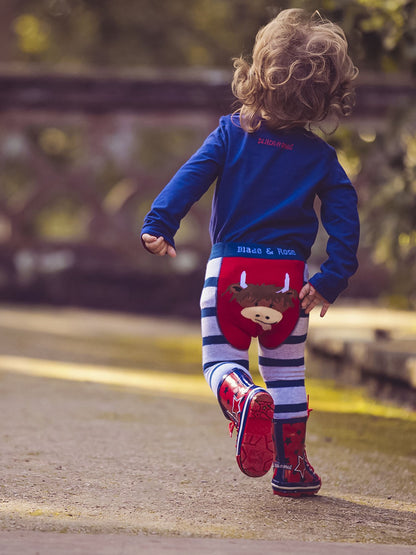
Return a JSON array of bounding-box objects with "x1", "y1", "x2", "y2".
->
[
  {"x1": 33, "y1": 197, "x2": 88, "y2": 240},
  {"x1": 5, "y1": 0, "x2": 416, "y2": 73},
  {"x1": 138, "y1": 127, "x2": 202, "y2": 173},
  {"x1": 357, "y1": 108, "x2": 416, "y2": 308}
]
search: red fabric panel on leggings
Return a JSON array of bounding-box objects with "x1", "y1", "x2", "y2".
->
[{"x1": 217, "y1": 257, "x2": 305, "y2": 350}]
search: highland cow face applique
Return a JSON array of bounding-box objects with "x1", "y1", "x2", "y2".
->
[
  {"x1": 216, "y1": 257, "x2": 305, "y2": 350},
  {"x1": 227, "y1": 272, "x2": 297, "y2": 331}
]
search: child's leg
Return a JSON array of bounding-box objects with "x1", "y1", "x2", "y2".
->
[
  {"x1": 201, "y1": 255, "x2": 251, "y2": 391},
  {"x1": 201, "y1": 255, "x2": 274, "y2": 477},
  {"x1": 258, "y1": 312, "x2": 321, "y2": 496},
  {"x1": 258, "y1": 312, "x2": 309, "y2": 420}
]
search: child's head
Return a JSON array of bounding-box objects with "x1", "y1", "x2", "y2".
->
[{"x1": 232, "y1": 9, "x2": 358, "y2": 133}]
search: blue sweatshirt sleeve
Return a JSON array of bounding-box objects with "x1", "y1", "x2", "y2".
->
[
  {"x1": 141, "y1": 120, "x2": 226, "y2": 249},
  {"x1": 308, "y1": 148, "x2": 360, "y2": 303}
]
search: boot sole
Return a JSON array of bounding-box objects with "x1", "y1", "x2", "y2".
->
[
  {"x1": 272, "y1": 482, "x2": 321, "y2": 497},
  {"x1": 236, "y1": 389, "x2": 274, "y2": 477}
]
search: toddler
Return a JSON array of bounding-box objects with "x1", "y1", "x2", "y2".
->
[{"x1": 141, "y1": 9, "x2": 359, "y2": 497}]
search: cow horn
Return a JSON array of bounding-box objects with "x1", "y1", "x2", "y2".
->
[
  {"x1": 240, "y1": 271, "x2": 248, "y2": 289},
  {"x1": 279, "y1": 273, "x2": 290, "y2": 293}
]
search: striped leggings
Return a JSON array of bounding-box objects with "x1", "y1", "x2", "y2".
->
[{"x1": 201, "y1": 254, "x2": 308, "y2": 421}]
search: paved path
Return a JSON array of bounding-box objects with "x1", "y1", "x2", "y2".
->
[
  {"x1": 1, "y1": 531, "x2": 415, "y2": 555},
  {"x1": 0, "y1": 305, "x2": 414, "y2": 554}
]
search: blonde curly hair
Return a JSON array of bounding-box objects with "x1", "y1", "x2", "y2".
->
[{"x1": 232, "y1": 9, "x2": 358, "y2": 133}]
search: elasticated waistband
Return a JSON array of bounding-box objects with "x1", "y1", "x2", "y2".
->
[{"x1": 210, "y1": 242, "x2": 305, "y2": 261}]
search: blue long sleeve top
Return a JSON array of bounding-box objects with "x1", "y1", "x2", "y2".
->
[{"x1": 141, "y1": 114, "x2": 359, "y2": 303}]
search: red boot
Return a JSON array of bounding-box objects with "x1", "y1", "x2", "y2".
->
[
  {"x1": 217, "y1": 370, "x2": 274, "y2": 477},
  {"x1": 271, "y1": 417, "x2": 321, "y2": 497}
]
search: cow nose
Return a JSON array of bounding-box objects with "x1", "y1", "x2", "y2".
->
[{"x1": 241, "y1": 306, "x2": 283, "y2": 326}]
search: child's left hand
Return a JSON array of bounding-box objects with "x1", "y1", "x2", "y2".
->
[{"x1": 299, "y1": 283, "x2": 330, "y2": 317}]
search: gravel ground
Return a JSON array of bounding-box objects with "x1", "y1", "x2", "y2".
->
[{"x1": 0, "y1": 305, "x2": 415, "y2": 553}]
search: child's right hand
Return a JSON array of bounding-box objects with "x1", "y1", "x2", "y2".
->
[
  {"x1": 141, "y1": 234, "x2": 177, "y2": 258},
  {"x1": 299, "y1": 282, "x2": 330, "y2": 317}
]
